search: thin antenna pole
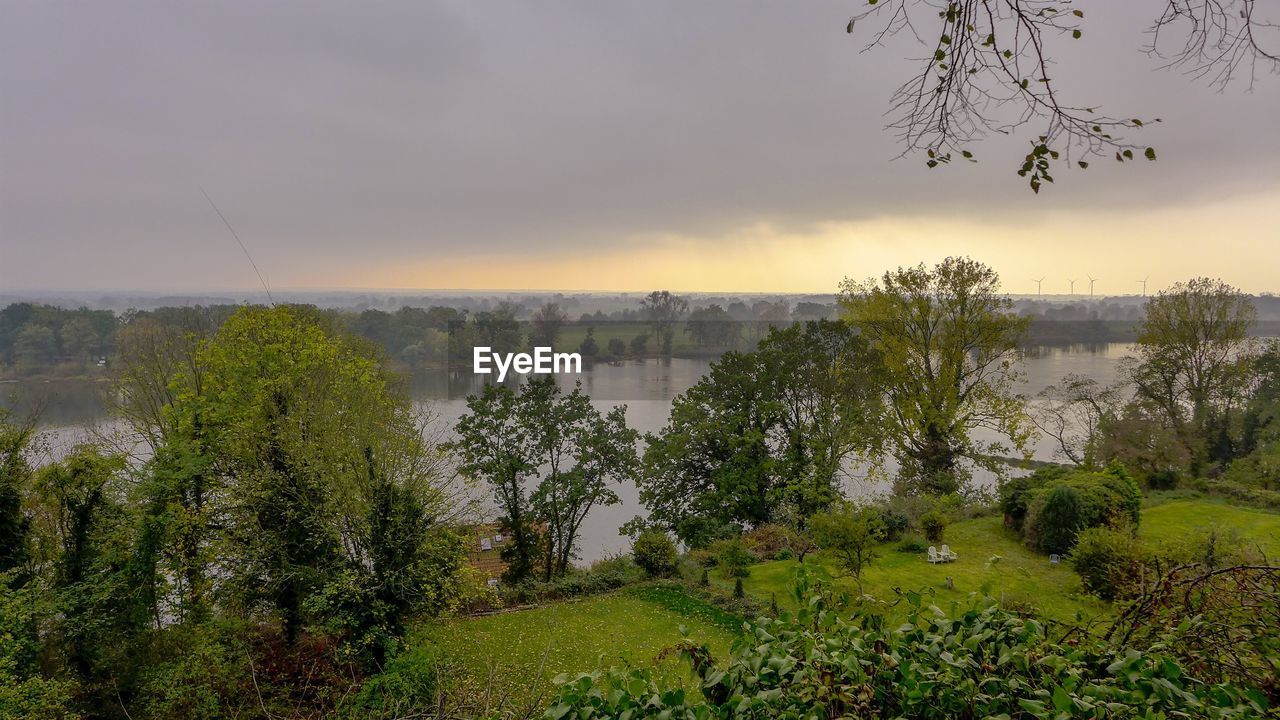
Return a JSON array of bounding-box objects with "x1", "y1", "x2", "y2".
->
[{"x1": 200, "y1": 187, "x2": 273, "y2": 305}]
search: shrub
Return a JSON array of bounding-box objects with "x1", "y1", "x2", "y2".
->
[
  {"x1": 711, "y1": 538, "x2": 755, "y2": 578},
  {"x1": 1070, "y1": 527, "x2": 1142, "y2": 601},
  {"x1": 919, "y1": 512, "x2": 946, "y2": 543},
  {"x1": 1144, "y1": 468, "x2": 1181, "y2": 491},
  {"x1": 545, "y1": 571, "x2": 1263, "y2": 719},
  {"x1": 772, "y1": 548, "x2": 795, "y2": 561},
  {"x1": 607, "y1": 337, "x2": 626, "y2": 357},
  {"x1": 631, "y1": 530, "x2": 678, "y2": 577},
  {"x1": 895, "y1": 535, "x2": 928, "y2": 554},
  {"x1": 1018, "y1": 465, "x2": 1143, "y2": 554},
  {"x1": 741, "y1": 523, "x2": 803, "y2": 557},
  {"x1": 732, "y1": 577, "x2": 744, "y2": 598},
  {"x1": 1031, "y1": 485, "x2": 1085, "y2": 555},
  {"x1": 877, "y1": 509, "x2": 910, "y2": 541}
]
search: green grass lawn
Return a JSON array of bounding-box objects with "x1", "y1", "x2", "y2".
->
[
  {"x1": 731, "y1": 515, "x2": 1111, "y2": 625},
  {"x1": 413, "y1": 585, "x2": 738, "y2": 709},
  {"x1": 414, "y1": 498, "x2": 1280, "y2": 712},
  {"x1": 1140, "y1": 497, "x2": 1280, "y2": 555}
]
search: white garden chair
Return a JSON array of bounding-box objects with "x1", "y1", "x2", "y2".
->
[
  {"x1": 941, "y1": 544, "x2": 957, "y2": 562},
  {"x1": 927, "y1": 546, "x2": 943, "y2": 564}
]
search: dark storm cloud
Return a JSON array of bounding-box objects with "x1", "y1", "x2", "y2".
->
[{"x1": 2, "y1": 0, "x2": 1277, "y2": 290}]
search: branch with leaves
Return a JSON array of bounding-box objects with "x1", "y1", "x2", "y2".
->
[{"x1": 847, "y1": 0, "x2": 1277, "y2": 191}]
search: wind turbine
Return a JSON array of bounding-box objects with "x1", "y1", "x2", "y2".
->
[
  {"x1": 1088, "y1": 275, "x2": 1099, "y2": 298},
  {"x1": 1068, "y1": 278, "x2": 1077, "y2": 296},
  {"x1": 1033, "y1": 276, "x2": 1045, "y2": 296},
  {"x1": 1137, "y1": 276, "x2": 1149, "y2": 297}
]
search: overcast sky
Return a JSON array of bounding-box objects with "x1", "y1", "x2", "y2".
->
[{"x1": 2, "y1": 0, "x2": 1277, "y2": 295}]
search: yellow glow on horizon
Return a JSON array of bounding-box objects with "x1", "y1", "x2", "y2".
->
[{"x1": 343, "y1": 186, "x2": 1279, "y2": 295}]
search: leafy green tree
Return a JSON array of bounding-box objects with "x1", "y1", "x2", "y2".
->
[
  {"x1": 14, "y1": 323, "x2": 57, "y2": 369},
  {"x1": 809, "y1": 503, "x2": 885, "y2": 593},
  {"x1": 0, "y1": 410, "x2": 38, "y2": 579},
  {"x1": 453, "y1": 383, "x2": 540, "y2": 583},
  {"x1": 637, "y1": 322, "x2": 881, "y2": 546},
  {"x1": 629, "y1": 334, "x2": 649, "y2": 355},
  {"x1": 194, "y1": 305, "x2": 398, "y2": 644},
  {"x1": 839, "y1": 257, "x2": 1032, "y2": 495},
  {"x1": 631, "y1": 529, "x2": 678, "y2": 577},
  {"x1": 457, "y1": 378, "x2": 637, "y2": 581},
  {"x1": 35, "y1": 446, "x2": 140, "y2": 680},
  {"x1": 58, "y1": 317, "x2": 100, "y2": 365},
  {"x1": 1123, "y1": 278, "x2": 1257, "y2": 472}
]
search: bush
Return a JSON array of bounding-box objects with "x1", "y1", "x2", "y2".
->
[
  {"x1": 632, "y1": 530, "x2": 678, "y2": 577},
  {"x1": 607, "y1": 337, "x2": 626, "y2": 357},
  {"x1": 1070, "y1": 527, "x2": 1142, "y2": 601},
  {"x1": 344, "y1": 643, "x2": 445, "y2": 718},
  {"x1": 895, "y1": 535, "x2": 928, "y2": 554},
  {"x1": 772, "y1": 548, "x2": 795, "y2": 561},
  {"x1": 741, "y1": 523, "x2": 803, "y2": 557},
  {"x1": 545, "y1": 570, "x2": 1262, "y2": 719},
  {"x1": 919, "y1": 512, "x2": 946, "y2": 543},
  {"x1": 1017, "y1": 465, "x2": 1143, "y2": 554},
  {"x1": 711, "y1": 538, "x2": 755, "y2": 578},
  {"x1": 878, "y1": 509, "x2": 910, "y2": 541},
  {"x1": 1032, "y1": 485, "x2": 1085, "y2": 555},
  {"x1": 1144, "y1": 468, "x2": 1181, "y2": 491}
]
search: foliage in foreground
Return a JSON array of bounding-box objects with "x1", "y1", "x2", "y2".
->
[{"x1": 545, "y1": 570, "x2": 1269, "y2": 719}]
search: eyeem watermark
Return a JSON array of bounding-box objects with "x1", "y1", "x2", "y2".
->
[{"x1": 473, "y1": 346, "x2": 582, "y2": 382}]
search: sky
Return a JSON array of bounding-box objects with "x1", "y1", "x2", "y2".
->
[{"x1": 2, "y1": 0, "x2": 1278, "y2": 296}]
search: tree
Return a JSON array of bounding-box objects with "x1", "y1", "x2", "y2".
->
[
  {"x1": 0, "y1": 409, "x2": 38, "y2": 579},
  {"x1": 59, "y1": 317, "x2": 99, "y2": 364},
  {"x1": 685, "y1": 304, "x2": 739, "y2": 347},
  {"x1": 640, "y1": 291, "x2": 689, "y2": 355},
  {"x1": 472, "y1": 303, "x2": 522, "y2": 356},
  {"x1": 193, "y1": 305, "x2": 429, "y2": 644},
  {"x1": 629, "y1": 333, "x2": 649, "y2": 355},
  {"x1": 14, "y1": 323, "x2": 56, "y2": 369},
  {"x1": 757, "y1": 321, "x2": 884, "y2": 519},
  {"x1": 35, "y1": 446, "x2": 140, "y2": 679},
  {"x1": 843, "y1": 1, "x2": 1276, "y2": 191},
  {"x1": 1033, "y1": 373, "x2": 1124, "y2": 468},
  {"x1": 455, "y1": 379, "x2": 637, "y2": 581},
  {"x1": 578, "y1": 327, "x2": 600, "y2": 357},
  {"x1": 632, "y1": 529, "x2": 678, "y2": 577},
  {"x1": 607, "y1": 337, "x2": 627, "y2": 357},
  {"x1": 1123, "y1": 278, "x2": 1257, "y2": 471},
  {"x1": 637, "y1": 322, "x2": 881, "y2": 545},
  {"x1": 839, "y1": 257, "x2": 1033, "y2": 495},
  {"x1": 809, "y1": 504, "x2": 885, "y2": 594},
  {"x1": 453, "y1": 383, "x2": 540, "y2": 583},
  {"x1": 531, "y1": 302, "x2": 568, "y2": 349}
]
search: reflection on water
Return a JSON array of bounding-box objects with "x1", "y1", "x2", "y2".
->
[{"x1": 2, "y1": 345, "x2": 1138, "y2": 561}]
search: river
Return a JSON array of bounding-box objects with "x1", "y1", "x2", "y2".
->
[{"x1": 1, "y1": 342, "x2": 1135, "y2": 562}]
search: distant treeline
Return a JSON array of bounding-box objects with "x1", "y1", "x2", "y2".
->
[{"x1": 4, "y1": 293, "x2": 1279, "y2": 377}]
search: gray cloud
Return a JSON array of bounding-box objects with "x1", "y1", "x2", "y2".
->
[{"x1": 2, "y1": 0, "x2": 1278, "y2": 290}]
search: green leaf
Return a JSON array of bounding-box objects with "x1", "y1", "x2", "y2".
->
[
  {"x1": 1144, "y1": 147, "x2": 1157, "y2": 161},
  {"x1": 1072, "y1": 29, "x2": 1081, "y2": 39}
]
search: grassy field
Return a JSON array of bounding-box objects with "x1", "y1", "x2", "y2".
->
[
  {"x1": 722, "y1": 498, "x2": 1280, "y2": 624},
  {"x1": 413, "y1": 585, "x2": 739, "y2": 708},
  {"x1": 1141, "y1": 496, "x2": 1280, "y2": 555},
  {"x1": 416, "y1": 498, "x2": 1280, "y2": 711},
  {"x1": 730, "y1": 515, "x2": 1111, "y2": 624}
]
